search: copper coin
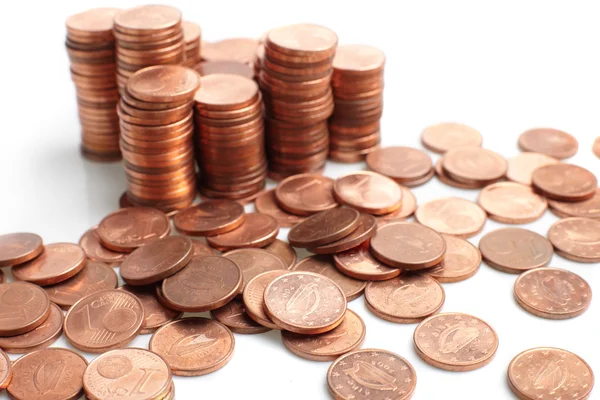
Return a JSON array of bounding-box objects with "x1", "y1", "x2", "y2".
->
[
  {"x1": 114, "y1": 4, "x2": 181, "y2": 33},
  {"x1": 434, "y1": 157, "x2": 484, "y2": 189},
  {"x1": 196, "y1": 60, "x2": 254, "y2": 79},
  {"x1": 64, "y1": 289, "x2": 144, "y2": 353},
  {"x1": 120, "y1": 285, "x2": 182, "y2": 334},
  {"x1": 195, "y1": 73, "x2": 259, "y2": 111},
  {"x1": 243, "y1": 270, "x2": 289, "y2": 329},
  {"x1": 66, "y1": 7, "x2": 120, "y2": 36},
  {"x1": 224, "y1": 248, "x2": 286, "y2": 292},
  {"x1": 478, "y1": 182, "x2": 548, "y2": 224},
  {"x1": 206, "y1": 213, "x2": 279, "y2": 251},
  {"x1": 12, "y1": 243, "x2": 86, "y2": 286},
  {"x1": 83, "y1": 347, "x2": 172, "y2": 400},
  {"x1": 292, "y1": 255, "x2": 367, "y2": 300},
  {"x1": 333, "y1": 241, "x2": 401, "y2": 281},
  {"x1": 514, "y1": 267, "x2": 591, "y2": 320},
  {"x1": 532, "y1": 163, "x2": 598, "y2": 202},
  {"x1": 149, "y1": 317, "x2": 235, "y2": 376},
  {"x1": 334, "y1": 171, "x2": 403, "y2": 215},
  {"x1": 263, "y1": 239, "x2": 297, "y2": 268},
  {"x1": 275, "y1": 174, "x2": 337, "y2": 216},
  {"x1": 210, "y1": 298, "x2": 270, "y2": 334},
  {"x1": 97, "y1": 207, "x2": 170, "y2": 252},
  {"x1": 415, "y1": 197, "x2": 487, "y2": 238},
  {"x1": 327, "y1": 348, "x2": 417, "y2": 400},
  {"x1": 0, "y1": 233, "x2": 43, "y2": 267},
  {"x1": 414, "y1": 312, "x2": 498, "y2": 371},
  {"x1": 366, "y1": 146, "x2": 433, "y2": 183},
  {"x1": 548, "y1": 217, "x2": 600, "y2": 262},
  {"x1": 161, "y1": 255, "x2": 242, "y2": 312},
  {"x1": 264, "y1": 271, "x2": 347, "y2": 334},
  {"x1": 442, "y1": 146, "x2": 507, "y2": 185},
  {"x1": 0, "y1": 303, "x2": 63, "y2": 353},
  {"x1": 508, "y1": 348, "x2": 594, "y2": 400},
  {"x1": 267, "y1": 24, "x2": 337, "y2": 56},
  {"x1": 0, "y1": 350, "x2": 10, "y2": 390},
  {"x1": 7, "y1": 348, "x2": 87, "y2": 400},
  {"x1": 506, "y1": 152, "x2": 559, "y2": 186},
  {"x1": 173, "y1": 200, "x2": 246, "y2": 236},
  {"x1": 548, "y1": 189, "x2": 600, "y2": 220},
  {"x1": 127, "y1": 65, "x2": 200, "y2": 103},
  {"x1": 427, "y1": 235, "x2": 481, "y2": 283},
  {"x1": 255, "y1": 189, "x2": 305, "y2": 227},
  {"x1": 310, "y1": 213, "x2": 376, "y2": 254},
  {"x1": 282, "y1": 309, "x2": 365, "y2": 361},
  {"x1": 288, "y1": 208, "x2": 360, "y2": 248},
  {"x1": 79, "y1": 227, "x2": 127, "y2": 264},
  {"x1": 518, "y1": 128, "x2": 579, "y2": 159},
  {"x1": 370, "y1": 221, "x2": 446, "y2": 270},
  {"x1": 421, "y1": 122, "x2": 483, "y2": 153},
  {"x1": 0, "y1": 282, "x2": 51, "y2": 337},
  {"x1": 44, "y1": 261, "x2": 118, "y2": 308},
  {"x1": 376, "y1": 185, "x2": 417, "y2": 221},
  {"x1": 594, "y1": 136, "x2": 600, "y2": 158},
  {"x1": 480, "y1": 228, "x2": 553, "y2": 273},
  {"x1": 201, "y1": 38, "x2": 259, "y2": 64},
  {"x1": 190, "y1": 238, "x2": 217, "y2": 256}
]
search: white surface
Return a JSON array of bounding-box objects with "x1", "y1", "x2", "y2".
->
[{"x1": 1, "y1": 1, "x2": 599, "y2": 399}]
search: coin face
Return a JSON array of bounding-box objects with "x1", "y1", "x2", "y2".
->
[
  {"x1": 333, "y1": 241, "x2": 401, "y2": 281},
  {"x1": 532, "y1": 164, "x2": 598, "y2": 202},
  {"x1": 506, "y1": 152, "x2": 559, "y2": 186},
  {"x1": 0, "y1": 303, "x2": 63, "y2": 354},
  {"x1": 548, "y1": 189, "x2": 600, "y2": 219},
  {"x1": 263, "y1": 239, "x2": 297, "y2": 268},
  {"x1": 149, "y1": 317, "x2": 235, "y2": 376},
  {"x1": 421, "y1": 122, "x2": 482, "y2": 153},
  {"x1": 206, "y1": 213, "x2": 279, "y2": 251},
  {"x1": 201, "y1": 38, "x2": 259, "y2": 65},
  {"x1": 288, "y1": 208, "x2": 360, "y2": 248},
  {"x1": 508, "y1": 348, "x2": 594, "y2": 400},
  {"x1": 547, "y1": 217, "x2": 600, "y2": 262},
  {"x1": 224, "y1": 248, "x2": 286, "y2": 292},
  {"x1": 518, "y1": 128, "x2": 579, "y2": 159},
  {"x1": 79, "y1": 228, "x2": 127, "y2": 264},
  {"x1": 173, "y1": 200, "x2": 246, "y2": 236},
  {"x1": 334, "y1": 171, "x2": 403, "y2": 215},
  {"x1": 119, "y1": 285, "x2": 182, "y2": 334},
  {"x1": 275, "y1": 174, "x2": 337, "y2": 216},
  {"x1": 0, "y1": 233, "x2": 43, "y2": 267},
  {"x1": 311, "y1": 213, "x2": 376, "y2": 254},
  {"x1": 196, "y1": 60, "x2": 254, "y2": 79},
  {"x1": 210, "y1": 298, "x2": 270, "y2": 334},
  {"x1": 332, "y1": 44, "x2": 385, "y2": 73},
  {"x1": 434, "y1": 158, "x2": 484, "y2": 189},
  {"x1": 442, "y1": 146, "x2": 507, "y2": 184},
  {"x1": 366, "y1": 146, "x2": 433, "y2": 183},
  {"x1": 255, "y1": 189, "x2": 305, "y2": 227},
  {"x1": 478, "y1": 182, "x2": 548, "y2": 224},
  {"x1": 12, "y1": 243, "x2": 86, "y2": 286},
  {"x1": 427, "y1": 235, "x2": 481, "y2": 283},
  {"x1": 376, "y1": 186, "x2": 417, "y2": 221},
  {"x1": 415, "y1": 197, "x2": 487, "y2": 238},
  {"x1": 243, "y1": 270, "x2": 289, "y2": 329},
  {"x1": 327, "y1": 348, "x2": 417, "y2": 400},
  {"x1": 127, "y1": 65, "x2": 200, "y2": 103},
  {"x1": 0, "y1": 282, "x2": 51, "y2": 337},
  {"x1": 97, "y1": 207, "x2": 170, "y2": 252},
  {"x1": 414, "y1": 313, "x2": 498, "y2": 371},
  {"x1": 267, "y1": 24, "x2": 338, "y2": 54},
  {"x1": 114, "y1": 4, "x2": 181, "y2": 32},
  {"x1": 66, "y1": 7, "x2": 120, "y2": 34},
  {"x1": 0, "y1": 350, "x2": 10, "y2": 390}
]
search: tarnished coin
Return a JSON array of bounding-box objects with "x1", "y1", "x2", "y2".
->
[
  {"x1": 310, "y1": 213, "x2": 376, "y2": 254},
  {"x1": 79, "y1": 227, "x2": 127, "y2": 264},
  {"x1": 97, "y1": 207, "x2": 170, "y2": 252},
  {"x1": 370, "y1": 221, "x2": 446, "y2": 270},
  {"x1": 365, "y1": 274, "x2": 445, "y2": 323},
  {"x1": 210, "y1": 298, "x2": 270, "y2": 334},
  {"x1": 282, "y1": 309, "x2": 365, "y2": 361},
  {"x1": 173, "y1": 200, "x2": 246, "y2": 236},
  {"x1": 255, "y1": 189, "x2": 305, "y2": 227},
  {"x1": 333, "y1": 171, "x2": 403, "y2": 215},
  {"x1": 508, "y1": 348, "x2": 594, "y2": 400},
  {"x1": 414, "y1": 312, "x2": 498, "y2": 371},
  {"x1": 0, "y1": 350, "x2": 10, "y2": 390},
  {"x1": 263, "y1": 239, "x2": 297, "y2": 268},
  {"x1": 333, "y1": 241, "x2": 401, "y2": 281},
  {"x1": 366, "y1": 146, "x2": 433, "y2": 184},
  {"x1": 376, "y1": 186, "x2": 417, "y2": 221},
  {"x1": 548, "y1": 189, "x2": 600, "y2": 220},
  {"x1": 206, "y1": 213, "x2": 279, "y2": 251},
  {"x1": 421, "y1": 122, "x2": 482, "y2": 153},
  {"x1": 243, "y1": 270, "x2": 289, "y2": 329},
  {"x1": 0, "y1": 303, "x2": 63, "y2": 353},
  {"x1": 264, "y1": 271, "x2": 347, "y2": 334},
  {"x1": 477, "y1": 182, "x2": 547, "y2": 224},
  {"x1": 479, "y1": 228, "x2": 553, "y2": 273},
  {"x1": 64, "y1": 289, "x2": 144, "y2": 353},
  {"x1": 0, "y1": 282, "x2": 51, "y2": 337},
  {"x1": 427, "y1": 235, "x2": 481, "y2": 283},
  {"x1": 161, "y1": 256, "x2": 242, "y2": 312},
  {"x1": 442, "y1": 146, "x2": 507, "y2": 185},
  {"x1": 415, "y1": 197, "x2": 487, "y2": 238},
  {"x1": 275, "y1": 174, "x2": 337, "y2": 216},
  {"x1": 149, "y1": 317, "x2": 235, "y2": 376},
  {"x1": 12, "y1": 243, "x2": 86, "y2": 286},
  {"x1": 224, "y1": 248, "x2": 286, "y2": 292},
  {"x1": 292, "y1": 256, "x2": 367, "y2": 300},
  {"x1": 514, "y1": 267, "x2": 592, "y2": 319},
  {"x1": 120, "y1": 285, "x2": 182, "y2": 334},
  {"x1": 532, "y1": 164, "x2": 598, "y2": 202},
  {"x1": 548, "y1": 217, "x2": 600, "y2": 263},
  {"x1": 288, "y1": 208, "x2": 360, "y2": 248},
  {"x1": 190, "y1": 238, "x2": 217, "y2": 256},
  {"x1": 506, "y1": 152, "x2": 559, "y2": 186},
  {"x1": 327, "y1": 348, "x2": 417, "y2": 400},
  {"x1": 7, "y1": 348, "x2": 87, "y2": 400},
  {"x1": 518, "y1": 128, "x2": 579, "y2": 159},
  {"x1": 0, "y1": 233, "x2": 43, "y2": 267}
]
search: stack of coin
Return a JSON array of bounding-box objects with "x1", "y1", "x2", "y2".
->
[
  {"x1": 113, "y1": 5, "x2": 185, "y2": 91},
  {"x1": 182, "y1": 21, "x2": 202, "y2": 68},
  {"x1": 259, "y1": 24, "x2": 338, "y2": 180},
  {"x1": 119, "y1": 65, "x2": 200, "y2": 212},
  {"x1": 194, "y1": 74, "x2": 267, "y2": 201},
  {"x1": 65, "y1": 8, "x2": 121, "y2": 162},
  {"x1": 329, "y1": 44, "x2": 385, "y2": 162}
]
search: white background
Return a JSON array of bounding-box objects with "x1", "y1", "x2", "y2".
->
[{"x1": 1, "y1": 1, "x2": 599, "y2": 399}]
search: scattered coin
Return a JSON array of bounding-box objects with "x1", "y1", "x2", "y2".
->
[
  {"x1": 288, "y1": 208, "x2": 360, "y2": 248},
  {"x1": 477, "y1": 182, "x2": 548, "y2": 224},
  {"x1": 376, "y1": 185, "x2": 417, "y2": 221},
  {"x1": 366, "y1": 146, "x2": 433, "y2": 186},
  {"x1": 333, "y1": 171, "x2": 403, "y2": 215},
  {"x1": 173, "y1": 200, "x2": 246, "y2": 236},
  {"x1": 224, "y1": 248, "x2": 286, "y2": 292},
  {"x1": 206, "y1": 213, "x2": 279, "y2": 251},
  {"x1": 333, "y1": 241, "x2": 401, "y2": 281},
  {"x1": 0, "y1": 350, "x2": 10, "y2": 390},
  {"x1": 120, "y1": 284, "x2": 182, "y2": 334},
  {"x1": 310, "y1": 213, "x2": 376, "y2": 254},
  {"x1": 442, "y1": 146, "x2": 507, "y2": 185},
  {"x1": 415, "y1": 197, "x2": 487, "y2": 238},
  {"x1": 11, "y1": 243, "x2": 86, "y2": 286},
  {"x1": 0, "y1": 303, "x2": 63, "y2": 354},
  {"x1": 0, "y1": 282, "x2": 51, "y2": 337},
  {"x1": 0, "y1": 233, "x2": 43, "y2": 267},
  {"x1": 190, "y1": 238, "x2": 217, "y2": 256},
  {"x1": 518, "y1": 127, "x2": 579, "y2": 159},
  {"x1": 211, "y1": 298, "x2": 271, "y2": 334},
  {"x1": 243, "y1": 270, "x2": 289, "y2": 329},
  {"x1": 427, "y1": 235, "x2": 481, "y2": 283},
  {"x1": 421, "y1": 122, "x2": 482, "y2": 153},
  {"x1": 531, "y1": 163, "x2": 598, "y2": 202},
  {"x1": 255, "y1": 189, "x2": 305, "y2": 227},
  {"x1": 275, "y1": 174, "x2": 337, "y2": 216},
  {"x1": 548, "y1": 188, "x2": 600, "y2": 219},
  {"x1": 79, "y1": 227, "x2": 127, "y2": 264},
  {"x1": 547, "y1": 217, "x2": 600, "y2": 262},
  {"x1": 505, "y1": 152, "x2": 559, "y2": 186},
  {"x1": 263, "y1": 239, "x2": 297, "y2": 268},
  {"x1": 434, "y1": 157, "x2": 484, "y2": 189}
]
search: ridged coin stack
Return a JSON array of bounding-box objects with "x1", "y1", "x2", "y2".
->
[
  {"x1": 329, "y1": 45, "x2": 385, "y2": 162},
  {"x1": 118, "y1": 65, "x2": 201, "y2": 212},
  {"x1": 259, "y1": 24, "x2": 338, "y2": 180},
  {"x1": 182, "y1": 21, "x2": 202, "y2": 68},
  {"x1": 194, "y1": 74, "x2": 267, "y2": 201},
  {"x1": 65, "y1": 8, "x2": 121, "y2": 162}
]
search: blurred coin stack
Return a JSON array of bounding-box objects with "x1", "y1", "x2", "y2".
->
[
  {"x1": 65, "y1": 8, "x2": 121, "y2": 162},
  {"x1": 194, "y1": 74, "x2": 267, "y2": 201},
  {"x1": 259, "y1": 24, "x2": 338, "y2": 180},
  {"x1": 182, "y1": 21, "x2": 202, "y2": 68},
  {"x1": 118, "y1": 65, "x2": 200, "y2": 212},
  {"x1": 113, "y1": 5, "x2": 185, "y2": 92},
  {"x1": 329, "y1": 45, "x2": 385, "y2": 162}
]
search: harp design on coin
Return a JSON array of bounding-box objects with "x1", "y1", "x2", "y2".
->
[
  {"x1": 285, "y1": 283, "x2": 320, "y2": 316},
  {"x1": 169, "y1": 333, "x2": 217, "y2": 357},
  {"x1": 536, "y1": 276, "x2": 573, "y2": 306},
  {"x1": 438, "y1": 324, "x2": 479, "y2": 354},
  {"x1": 532, "y1": 361, "x2": 567, "y2": 391},
  {"x1": 563, "y1": 228, "x2": 600, "y2": 245},
  {"x1": 387, "y1": 284, "x2": 430, "y2": 307},
  {"x1": 34, "y1": 360, "x2": 64, "y2": 394},
  {"x1": 344, "y1": 361, "x2": 398, "y2": 391}
]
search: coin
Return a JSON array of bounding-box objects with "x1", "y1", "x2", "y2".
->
[
  {"x1": 414, "y1": 312, "x2": 498, "y2": 371},
  {"x1": 518, "y1": 128, "x2": 578, "y2": 159},
  {"x1": 0, "y1": 269, "x2": 4, "y2": 284},
  {"x1": 421, "y1": 122, "x2": 482, "y2": 153},
  {"x1": 64, "y1": 289, "x2": 144, "y2": 353},
  {"x1": 196, "y1": 60, "x2": 254, "y2": 79},
  {"x1": 210, "y1": 298, "x2": 271, "y2": 334},
  {"x1": 0, "y1": 350, "x2": 10, "y2": 390},
  {"x1": 206, "y1": 213, "x2": 279, "y2": 251},
  {"x1": 508, "y1": 347, "x2": 594, "y2": 400},
  {"x1": 370, "y1": 221, "x2": 446, "y2": 270},
  {"x1": 334, "y1": 171, "x2": 403, "y2": 215},
  {"x1": 7, "y1": 348, "x2": 87, "y2": 400},
  {"x1": 434, "y1": 157, "x2": 484, "y2": 189},
  {"x1": 79, "y1": 227, "x2": 127, "y2": 264},
  {"x1": 267, "y1": 24, "x2": 337, "y2": 56},
  {"x1": 532, "y1": 163, "x2": 597, "y2": 202},
  {"x1": 333, "y1": 241, "x2": 401, "y2": 281},
  {"x1": 127, "y1": 65, "x2": 200, "y2": 103},
  {"x1": 310, "y1": 213, "x2": 376, "y2": 254},
  {"x1": 149, "y1": 317, "x2": 235, "y2": 376},
  {"x1": 173, "y1": 200, "x2": 246, "y2": 236},
  {"x1": 288, "y1": 208, "x2": 360, "y2": 248},
  {"x1": 120, "y1": 285, "x2": 182, "y2": 334},
  {"x1": 201, "y1": 38, "x2": 259, "y2": 65},
  {"x1": 0, "y1": 233, "x2": 43, "y2": 267},
  {"x1": 548, "y1": 189, "x2": 600, "y2": 219},
  {"x1": 0, "y1": 282, "x2": 51, "y2": 336},
  {"x1": 427, "y1": 235, "x2": 481, "y2": 283},
  {"x1": 224, "y1": 248, "x2": 286, "y2": 292},
  {"x1": 0, "y1": 303, "x2": 63, "y2": 353},
  {"x1": 506, "y1": 152, "x2": 559, "y2": 186},
  {"x1": 477, "y1": 182, "x2": 547, "y2": 224},
  {"x1": 376, "y1": 186, "x2": 417, "y2": 221},
  {"x1": 263, "y1": 239, "x2": 297, "y2": 268},
  {"x1": 415, "y1": 197, "x2": 487, "y2": 238},
  {"x1": 243, "y1": 270, "x2": 289, "y2": 329},
  {"x1": 442, "y1": 146, "x2": 507, "y2": 185},
  {"x1": 275, "y1": 174, "x2": 337, "y2": 216},
  {"x1": 264, "y1": 271, "x2": 347, "y2": 334},
  {"x1": 547, "y1": 217, "x2": 600, "y2": 262},
  {"x1": 327, "y1": 348, "x2": 417, "y2": 400},
  {"x1": 12, "y1": 243, "x2": 86, "y2": 286},
  {"x1": 255, "y1": 189, "x2": 305, "y2": 227},
  {"x1": 161, "y1": 255, "x2": 242, "y2": 312},
  {"x1": 97, "y1": 207, "x2": 170, "y2": 252},
  {"x1": 479, "y1": 228, "x2": 553, "y2": 273},
  {"x1": 366, "y1": 146, "x2": 433, "y2": 185}
]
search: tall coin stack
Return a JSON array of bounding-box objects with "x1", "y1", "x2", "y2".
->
[
  {"x1": 329, "y1": 45, "x2": 385, "y2": 162},
  {"x1": 182, "y1": 21, "x2": 202, "y2": 68},
  {"x1": 113, "y1": 5, "x2": 185, "y2": 92},
  {"x1": 259, "y1": 24, "x2": 338, "y2": 180},
  {"x1": 194, "y1": 74, "x2": 267, "y2": 201},
  {"x1": 118, "y1": 65, "x2": 201, "y2": 212},
  {"x1": 65, "y1": 8, "x2": 121, "y2": 162}
]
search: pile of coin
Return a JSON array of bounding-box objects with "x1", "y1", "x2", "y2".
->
[
  {"x1": 194, "y1": 74, "x2": 267, "y2": 201},
  {"x1": 329, "y1": 45, "x2": 385, "y2": 162},
  {"x1": 65, "y1": 8, "x2": 121, "y2": 162},
  {"x1": 118, "y1": 65, "x2": 200, "y2": 212},
  {"x1": 182, "y1": 21, "x2": 202, "y2": 68}
]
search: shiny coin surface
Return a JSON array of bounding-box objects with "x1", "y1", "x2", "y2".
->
[
  {"x1": 275, "y1": 174, "x2": 337, "y2": 216},
  {"x1": 442, "y1": 146, "x2": 507, "y2": 185},
  {"x1": 310, "y1": 213, "x2": 376, "y2": 254},
  {"x1": 263, "y1": 239, "x2": 297, "y2": 268},
  {"x1": 79, "y1": 228, "x2": 127, "y2": 264},
  {"x1": 505, "y1": 152, "x2": 559, "y2": 186},
  {"x1": 334, "y1": 171, "x2": 403, "y2": 215},
  {"x1": 12, "y1": 243, "x2": 86, "y2": 286},
  {"x1": 255, "y1": 189, "x2": 305, "y2": 227},
  {"x1": 415, "y1": 197, "x2": 487, "y2": 238},
  {"x1": 210, "y1": 298, "x2": 271, "y2": 334},
  {"x1": 548, "y1": 189, "x2": 600, "y2": 220},
  {"x1": 173, "y1": 200, "x2": 246, "y2": 236},
  {"x1": 532, "y1": 164, "x2": 598, "y2": 202},
  {"x1": 0, "y1": 350, "x2": 10, "y2": 390},
  {"x1": 0, "y1": 282, "x2": 51, "y2": 336},
  {"x1": 333, "y1": 241, "x2": 401, "y2": 281},
  {"x1": 127, "y1": 65, "x2": 200, "y2": 103},
  {"x1": 376, "y1": 186, "x2": 417, "y2": 221},
  {"x1": 288, "y1": 208, "x2": 360, "y2": 248},
  {"x1": 366, "y1": 146, "x2": 433, "y2": 184},
  {"x1": 120, "y1": 285, "x2": 182, "y2": 334},
  {"x1": 547, "y1": 217, "x2": 600, "y2": 262},
  {"x1": 0, "y1": 233, "x2": 43, "y2": 267},
  {"x1": 224, "y1": 248, "x2": 286, "y2": 292},
  {"x1": 97, "y1": 207, "x2": 170, "y2": 252},
  {"x1": 0, "y1": 303, "x2": 63, "y2": 354},
  {"x1": 421, "y1": 122, "x2": 482, "y2": 153},
  {"x1": 477, "y1": 182, "x2": 547, "y2": 224},
  {"x1": 206, "y1": 213, "x2": 279, "y2": 251},
  {"x1": 518, "y1": 127, "x2": 579, "y2": 159},
  {"x1": 243, "y1": 270, "x2": 289, "y2": 329},
  {"x1": 427, "y1": 235, "x2": 481, "y2": 283},
  {"x1": 434, "y1": 157, "x2": 484, "y2": 189}
]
